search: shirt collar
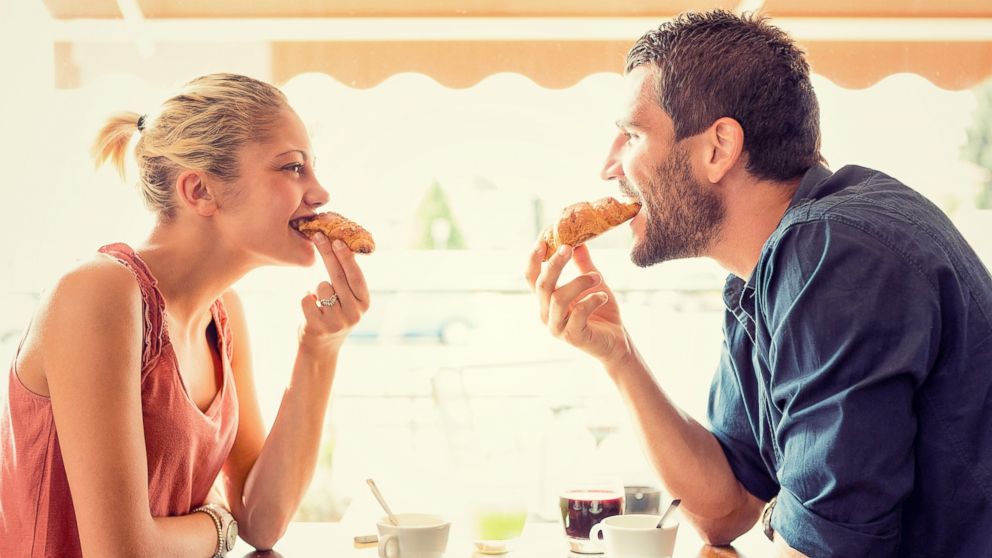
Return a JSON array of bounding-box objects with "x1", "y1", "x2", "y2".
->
[
  {"x1": 787, "y1": 163, "x2": 834, "y2": 211},
  {"x1": 721, "y1": 164, "x2": 834, "y2": 323}
]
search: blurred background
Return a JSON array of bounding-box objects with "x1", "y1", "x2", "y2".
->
[{"x1": 2, "y1": 0, "x2": 992, "y2": 530}]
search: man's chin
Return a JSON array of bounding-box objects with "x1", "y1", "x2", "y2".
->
[{"x1": 630, "y1": 241, "x2": 660, "y2": 268}]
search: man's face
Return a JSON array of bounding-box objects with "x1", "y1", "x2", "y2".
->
[{"x1": 601, "y1": 65, "x2": 725, "y2": 267}]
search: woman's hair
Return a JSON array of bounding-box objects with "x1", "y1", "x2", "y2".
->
[
  {"x1": 626, "y1": 10, "x2": 823, "y2": 182},
  {"x1": 92, "y1": 73, "x2": 288, "y2": 218}
]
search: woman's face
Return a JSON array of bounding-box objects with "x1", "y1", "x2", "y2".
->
[{"x1": 213, "y1": 107, "x2": 329, "y2": 268}]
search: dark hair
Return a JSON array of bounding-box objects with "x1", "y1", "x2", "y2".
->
[{"x1": 626, "y1": 10, "x2": 823, "y2": 181}]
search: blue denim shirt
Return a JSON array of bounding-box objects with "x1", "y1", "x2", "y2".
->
[{"x1": 708, "y1": 164, "x2": 992, "y2": 557}]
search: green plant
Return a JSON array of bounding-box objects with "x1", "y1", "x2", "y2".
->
[{"x1": 962, "y1": 78, "x2": 992, "y2": 209}]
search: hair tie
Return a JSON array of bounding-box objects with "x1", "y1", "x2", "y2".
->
[{"x1": 136, "y1": 114, "x2": 147, "y2": 132}]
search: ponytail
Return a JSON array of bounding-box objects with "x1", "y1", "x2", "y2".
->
[
  {"x1": 91, "y1": 111, "x2": 142, "y2": 181},
  {"x1": 90, "y1": 74, "x2": 287, "y2": 218}
]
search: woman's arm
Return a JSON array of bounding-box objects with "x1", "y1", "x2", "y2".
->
[
  {"x1": 220, "y1": 234, "x2": 369, "y2": 549},
  {"x1": 40, "y1": 260, "x2": 218, "y2": 557}
]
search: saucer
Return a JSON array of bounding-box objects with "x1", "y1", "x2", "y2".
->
[{"x1": 473, "y1": 539, "x2": 513, "y2": 554}]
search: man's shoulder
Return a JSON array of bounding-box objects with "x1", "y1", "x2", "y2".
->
[
  {"x1": 784, "y1": 165, "x2": 928, "y2": 225},
  {"x1": 773, "y1": 165, "x2": 965, "y2": 261}
]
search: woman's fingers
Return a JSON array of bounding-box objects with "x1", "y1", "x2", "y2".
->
[{"x1": 330, "y1": 239, "x2": 370, "y2": 309}]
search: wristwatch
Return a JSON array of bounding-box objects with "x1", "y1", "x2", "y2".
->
[
  {"x1": 761, "y1": 496, "x2": 777, "y2": 541},
  {"x1": 193, "y1": 503, "x2": 239, "y2": 557}
]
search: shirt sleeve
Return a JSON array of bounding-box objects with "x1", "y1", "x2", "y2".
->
[
  {"x1": 707, "y1": 335, "x2": 779, "y2": 503},
  {"x1": 758, "y1": 219, "x2": 938, "y2": 557}
]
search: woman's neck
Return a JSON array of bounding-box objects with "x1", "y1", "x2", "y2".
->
[{"x1": 135, "y1": 220, "x2": 251, "y2": 336}]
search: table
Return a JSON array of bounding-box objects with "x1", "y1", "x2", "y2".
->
[{"x1": 231, "y1": 517, "x2": 774, "y2": 557}]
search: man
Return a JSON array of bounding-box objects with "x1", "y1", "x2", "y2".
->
[{"x1": 525, "y1": 10, "x2": 992, "y2": 557}]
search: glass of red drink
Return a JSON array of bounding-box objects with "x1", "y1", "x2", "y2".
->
[{"x1": 558, "y1": 479, "x2": 625, "y2": 554}]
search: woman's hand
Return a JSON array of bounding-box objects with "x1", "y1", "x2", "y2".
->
[
  {"x1": 298, "y1": 232, "x2": 370, "y2": 355},
  {"x1": 524, "y1": 241, "x2": 630, "y2": 364}
]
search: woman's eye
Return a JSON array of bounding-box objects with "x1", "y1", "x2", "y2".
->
[{"x1": 284, "y1": 163, "x2": 305, "y2": 175}]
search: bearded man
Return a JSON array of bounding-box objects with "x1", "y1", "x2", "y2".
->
[{"x1": 526, "y1": 10, "x2": 992, "y2": 558}]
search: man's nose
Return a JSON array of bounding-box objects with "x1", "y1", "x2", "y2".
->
[
  {"x1": 600, "y1": 147, "x2": 625, "y2": 182},
  {"x1": 600, "y1": 134, "x2": 626, "y2": 181}
]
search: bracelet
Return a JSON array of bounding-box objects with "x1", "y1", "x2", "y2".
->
[{"x1": 193, "y1": 504, "x2": 234, "y2": 558}]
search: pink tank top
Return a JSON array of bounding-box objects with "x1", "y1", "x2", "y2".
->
[{"x1": 0, "y1": 243, "x2": 239, "y2": 557}]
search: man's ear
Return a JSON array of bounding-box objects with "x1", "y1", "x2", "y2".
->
[
  {"x1": 701, "y1": 117, "x2": 744, "y2": 184},
  {"x1": 175, "y1": 170, "x2": 218, "y2": 217}
]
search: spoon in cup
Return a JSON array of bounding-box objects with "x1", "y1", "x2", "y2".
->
[
  {"x1": 366, "y1": 478, "x2": 399, "y2": 526},
  {"x1": 656, "y1": 499, "x2": 682, "y2": 528}
]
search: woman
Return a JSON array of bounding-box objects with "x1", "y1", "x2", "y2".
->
[{"x1": 0, "y1": 73, "x2": 369, "y2": 556}]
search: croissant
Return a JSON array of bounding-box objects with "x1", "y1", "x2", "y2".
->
[
  {"x1": 291, "y1": 212, "x2": 376, "y2": 254},
  {"x1": 542, "y1": 197, "x2": 641, "y2": 261}
]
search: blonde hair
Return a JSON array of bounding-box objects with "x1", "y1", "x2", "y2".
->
[{"x1": 91, "y1": 73, "x2": 288, "y2": 217}]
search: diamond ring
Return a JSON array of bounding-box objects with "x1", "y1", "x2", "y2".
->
[{"x1": 317, "y1": 294, "x2": 339, "y2": 308}]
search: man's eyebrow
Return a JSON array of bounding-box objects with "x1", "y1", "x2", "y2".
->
[{"x1": 616, "y1": 118, "x2": 646, "y2": 130}]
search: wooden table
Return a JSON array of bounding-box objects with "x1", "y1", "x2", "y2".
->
[{"x1": 231, "y1": 517, "x2": 774, "y2": 557}]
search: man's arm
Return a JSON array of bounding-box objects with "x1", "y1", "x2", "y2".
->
[
  {"x1": 525, "y1": 242, "x2": 764, "y2": 544},
  {"x1": 604, "y1": 345, "x2": 765, "y2": 544},
  {"x1": 754, "y1": 220, "x2": 934, "y2": 556}
]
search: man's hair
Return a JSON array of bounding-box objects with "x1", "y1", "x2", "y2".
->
[{"x1": 626, "y1": 10, "x2": 823, "y2": 181}]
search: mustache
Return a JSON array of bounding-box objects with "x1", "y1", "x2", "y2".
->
[{"x1": 617, "y1": 179, "x2": 641, "y2": 202}]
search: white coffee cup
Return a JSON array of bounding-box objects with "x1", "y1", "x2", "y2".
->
[
  {"x1": 376, "y1": 513, "x2": 451, "y2": 558},
  {"x1": 588, "y1": 513, "x2": 679, "y2": 558}
]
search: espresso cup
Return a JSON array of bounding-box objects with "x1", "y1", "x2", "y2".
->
[
  {"x1": 376, "y1": 513, "x2": 451, "y2": 558},
  {"x1": 558, "y1": 481, "x2": 625, "y2": 554},
  {"x1": 589, "y1": 514, "x2": 679, "y2": 558}
]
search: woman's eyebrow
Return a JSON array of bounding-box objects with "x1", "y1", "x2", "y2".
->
[{"x1": 275, "y1": 149, "x2": 309, "y2": 161}]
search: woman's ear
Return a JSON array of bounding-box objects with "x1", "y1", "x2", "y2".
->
[
  {"x1": 175, "y1": 170, "x2": 218, "y2": 217},
  {"x1": 702, "y1": 117, "x2": 744, "y2": 184}
]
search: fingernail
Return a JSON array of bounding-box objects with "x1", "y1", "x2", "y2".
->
[
  {"x1": 558, "y1": 245, "x2": 570, "y2": 256},
  {"x1": 332, "y1": 239, "x2": 346, "y2": 251},
  {"x1": 589, "y1": 272, "x2": 601, "y2": 283},
  {"x1": 314, "y1": 232, "x2": 328, "y2": 244}
]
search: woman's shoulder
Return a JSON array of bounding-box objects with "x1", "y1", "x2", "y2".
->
[
  {"x1": 20, "y1": 256, "x2": 145, "y2": 391},
  {"x1": 37, "y1": 256, "x2": 144, "y2": 331}
]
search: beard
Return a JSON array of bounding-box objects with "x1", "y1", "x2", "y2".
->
[{"x1": 629, "y1": 143, "x2": 725, "y2": 267}]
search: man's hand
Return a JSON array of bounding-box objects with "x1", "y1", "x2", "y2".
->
[{"x1": 524, "y1": 240, "x2": 629, "y2": 363}]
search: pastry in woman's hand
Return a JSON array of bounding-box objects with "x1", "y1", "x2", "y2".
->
[
  {"x1": 291, "y1": 212, "x2": 376, "y2": 254},
  {"x1": 541, "y1": 197, "x2": 641, "y2": 260}
]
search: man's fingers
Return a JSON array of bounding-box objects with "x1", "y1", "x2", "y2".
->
[
  {"x1": 547, "y1": 272, "x2": 603, "y2": 335},
  {"x1": 561, "y1": 292, "x2": 609, "y2": 343},
  {"x1": 524, "y1": 239, "x2": 547, "y2": 292},
  {"x1": 534, "y1": 244, "x2": 573, "y2": 323},
  {"x1": 571, "y1": 243, "x2": 601, "y2": 275}
]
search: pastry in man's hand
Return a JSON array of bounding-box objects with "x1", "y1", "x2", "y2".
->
[
  {"x1": 291, "y1": 212, "x2": 376, "y2": 254},
  {"x1": 541, "y1": 197, "x2": 641, "y2": 261}
]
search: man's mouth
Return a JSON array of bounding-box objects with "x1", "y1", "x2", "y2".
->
[{"x1": 618, "y1": 180, "x2": 642, "y2": 205}]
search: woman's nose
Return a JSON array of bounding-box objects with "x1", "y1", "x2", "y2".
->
[{"x1": 306, "y1": 183, "x2": 330, "y2": 209}]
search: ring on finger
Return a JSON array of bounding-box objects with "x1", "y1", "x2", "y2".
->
[{"x1": 317, "y1": 294, "x2": 339, "y2": 308}]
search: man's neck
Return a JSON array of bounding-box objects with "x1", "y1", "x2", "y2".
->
[{"x1": 710, "y1": 174, "x2": 801, "y2": 280}]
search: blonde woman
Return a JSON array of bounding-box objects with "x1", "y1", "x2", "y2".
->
[{"x1": 0, "y1": 73, "x2": 368, "y2": 557}]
